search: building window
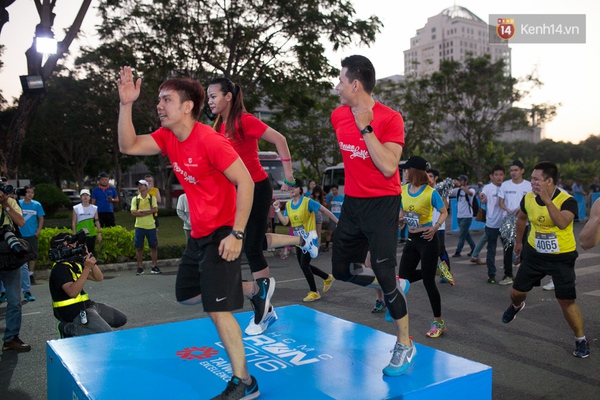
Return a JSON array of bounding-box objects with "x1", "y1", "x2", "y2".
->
[
  {"x1": 432, "y1": 27, "x2": 436, "y2": 33},
  {"x1": 432, "y1": 34, "x2": 436, "y2": 40}
]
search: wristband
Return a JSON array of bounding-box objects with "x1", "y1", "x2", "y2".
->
[
  {"x1": 283, "y1": 177, "x2": 297, "y2": 187},
  {"x1": 280, "y1": 158, "x2": 291, "y2": 162}
]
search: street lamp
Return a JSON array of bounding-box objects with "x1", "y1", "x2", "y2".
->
[
  {"x1": 35, "y1": 24, "x2": 57, "y2": 55},
  {"x1": 19, "y1": 75, "x2": 46, "y2": 94}
]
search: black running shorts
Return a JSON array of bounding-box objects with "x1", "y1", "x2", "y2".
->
[
  {"x1": 175, "y1": 226, "x2": 244, "y2": 312},
  {"x1": 513, "y1": 242, "x2": 578, "y2": 300}
]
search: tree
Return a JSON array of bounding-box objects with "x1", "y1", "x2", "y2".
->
[
  {"x1": 0, "y1": 0, "x2": 92, "y2": 178},
  {"x1": 94, "y1": 0, "x2": 381, "y2": 111},
  {"x1": 21, "y1": 73, "x2": 115, "y2": 188},
  {"x1": 270, "y1": 89, "x2": 341, "y2": 181},
  {"x1": 392, "y1": 55, "x2": 558, "y2": 181}
]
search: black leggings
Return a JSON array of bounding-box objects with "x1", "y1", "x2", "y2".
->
[
  {"x1": 244, "y1": 178, "x2": 272, "y2": 273},
  {"x1": 296, "y1": 249, "x2": 329, "y2": 292},
  {"x1": 398, "y1": 232, "x2": 442, "y2": 318}
]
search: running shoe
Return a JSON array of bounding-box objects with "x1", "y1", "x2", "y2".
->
[
  {"x1": 23, "y1": 292, "x2": 36, "y2": 302},
  {"x1": 303, "y1": 291, "x2": 321, "y2": 302},
  {"x1": 245, "y1": 306, "x2": 278, "y2": 336},
  {"x1": 382, "y1": 340, "x2": 417, "y2": 376},
  {"x1": 543, "y1": 280, "x2": 555, "y2": 291},
  {"x1": 249, "y1": 278, "x2": 275, "y2": 325},
  {"x1": 437, "y1": 261, "x2": 455, "y2": 285},
  {"x1": 372, "y1": 299, "x2": 386, "y2": 313},
  {"x1": 426, "y1": 320, "x2": 446, "y2": 338},
  {"x1": 56, "y1": 321, "x2": 72, "y2": 339},
  {"x1": 151, "y1": 266, "x2": 162, "y2": 274},
  {"x1": 136, "y1": 268, "x2": 144, "y2": 275},
  {"x1": 499, "y1": 276, "x2": 513, "y2": 286},
  {"x1": 487, "y1": 277, "x2": 496, "y2": 284},
  {"x1": 300, "y1": 230, "x2": 320, "y2": 258},
  {"x1": 573, "y1": 339, "x2": 590, "y2": 358},
  {"x1": 502, "y1": 302, "x2": 525, "y2": 323},
  {"x1": 397, "y1": 276, "x2": 410, "y2": 295},
  {"x1": 322, "y1": 274, "x2": 335, "y2": 293},
  {"x1": 211, "y1": 375, "x2": 260, "y2": 400}
]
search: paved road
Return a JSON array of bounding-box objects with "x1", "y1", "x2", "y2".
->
[{"x1": 1, "y1": 224, "x2": 599, "y2": 399}]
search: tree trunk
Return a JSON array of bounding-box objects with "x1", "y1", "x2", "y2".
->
[{"x1": 0, "y1": 0, "x2": 92, "y2": 178}]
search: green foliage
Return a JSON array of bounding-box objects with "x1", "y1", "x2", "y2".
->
[
  {"x1": 93, "y1": 0, "x2": 381, "y2": 114},
  {"x1": 380, "y1": 55, "x2": 558, "y2": 182},
  {"x1": 95, "y1": 225, "x2": 136, "y2": 264},
  {"x1": 271, "y1": 89, "x2": 342, "y2": 180},
  {"x1": 33, "y1": 184, "x2": 69, "y2": 217}
]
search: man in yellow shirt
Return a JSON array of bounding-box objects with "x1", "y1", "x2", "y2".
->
[{"x1": 130, "y1": 180, "x2": 159, "y2": 275}]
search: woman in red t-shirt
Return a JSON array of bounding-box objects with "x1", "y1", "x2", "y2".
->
[{"x1": 207, "y1": 78, "x2": 319, "y2": 335}]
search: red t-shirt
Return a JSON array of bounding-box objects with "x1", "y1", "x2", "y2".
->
[
  {"x1": 151, "y1": 122, "x2": 238, "y2": 238},
  {"x1": 331, "y1": 102, "x2": 405, "y2": 198},
  {"x1": 217, "y1": 113, "x2": 268, "y2": 183}
]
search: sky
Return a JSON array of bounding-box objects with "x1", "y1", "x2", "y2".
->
[{"x1": 1, "y1": 0, "x2": 598, "y2": 143}]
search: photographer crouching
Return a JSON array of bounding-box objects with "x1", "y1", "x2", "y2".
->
[
  {"x1": 49, "y1": 230, "x2": 127, "y2": 337},
  {"x1": 0, "y1": 182, "x2": 31, "y2": 351}
]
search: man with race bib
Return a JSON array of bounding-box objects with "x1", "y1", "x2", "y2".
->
[{"x1": 502, "y1": 161, "x2": 589, "y2": 358}]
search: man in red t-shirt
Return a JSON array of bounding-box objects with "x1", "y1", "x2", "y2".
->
[
  {"x1": 117, "y1": 67, "x2": 264, "y2": 398},
  {"x1": 331, "y1": 55, "x2": 414, "y2": 377}
]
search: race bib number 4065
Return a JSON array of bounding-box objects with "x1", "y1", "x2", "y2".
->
[{"x1": 535, "y1": 232, "x2": 559, "y2": 253}]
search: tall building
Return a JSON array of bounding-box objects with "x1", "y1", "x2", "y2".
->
[{"x1": 404, "y1": 5, "x2": 511, "y2": 77}]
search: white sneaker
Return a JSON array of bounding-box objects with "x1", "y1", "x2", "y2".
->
[
  {"x1": 245, "y1": 306, "x2": 278, "y2": 336},
  {"x1": 543, "y1": 280, "x2": 555, "y2": 291},
  {"x1": 499, "y1": 276, "x2": 514, "y2": 286},
  {"x1": 301, "y1": 230, "x2": 320, "y2": 258}
]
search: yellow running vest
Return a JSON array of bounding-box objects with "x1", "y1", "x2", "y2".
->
[{"x1": 524, "y1": 191, "x2": 576, "y2": 254}]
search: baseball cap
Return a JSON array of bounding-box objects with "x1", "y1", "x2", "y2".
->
[
  {"x1": 98, "y1": 172, "x2": 109, "y2": 179},
  {"x1": 80, "y1": 189, "x2": 91, "y2": 196},
  {"x1": 400, "y1": 156, "x2": 429, "y2": 171},
  {"x1": 136, "y1": 179, "x2": 149, "y2": 186},
  {"x1": 457, "y1": 174, "x2": 469, "y2": 182}
]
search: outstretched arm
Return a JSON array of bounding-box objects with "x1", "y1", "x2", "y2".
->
[
  {"x1": 117, "y1": 66, "x2": 162, "y2": 156},
  {"x1": 580, "y1": 198, "x2": 600, "y2": 250},
  {"x1": 261, "y1": 127, "x2": 295, "y2": 190}
]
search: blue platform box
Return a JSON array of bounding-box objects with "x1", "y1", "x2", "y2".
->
[{"x1": 47, "y1": 305, "x2": 491, "y2": 399}]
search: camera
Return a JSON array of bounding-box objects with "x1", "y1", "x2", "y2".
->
[
  {"x1": 0, "y1": 183, "x2": 14, "y2": 195},
  {"x1": 48, "y1": 229, "x2": 89, "y2": 263},
  {"x1": 0, "y1": 225, "x2": 27, "y2": 256}
]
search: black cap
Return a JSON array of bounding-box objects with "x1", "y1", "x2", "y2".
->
[
  {"x1": 457, "y1": 174, "x2": 468, "y2": 182},
  {"x1": 98, "y1": 172, "x2": 109, "y2": 179},
  {"x1": 400, "y1": 156, "x2": 429, "y2": 171}
]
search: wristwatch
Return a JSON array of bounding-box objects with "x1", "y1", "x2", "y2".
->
[
  {"x1": 360, "y1": 125, "x2": 373, "y2": 135},
  {"x1": 4, "y1": 206, "x2": 10, "y2": 212},
  {"x1": 231, "y1": 230, "x2": 245, "y2": 240}
]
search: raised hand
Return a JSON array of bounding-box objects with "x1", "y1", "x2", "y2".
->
[{"x1": 117, "y1": 66, "x2": 142, "y2": 105}]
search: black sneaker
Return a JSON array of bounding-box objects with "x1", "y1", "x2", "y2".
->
[
  {"x1": 502, "y1": 302, "x2": 525, "y2": 323},
  {"x1": 136, "y1": 268, "x2": 144, "y2": 275},
  {"x1": 151, "y1": 266, "x2": 162, "y2": 274},
  {"x1": 2, "y1": 336, "x2": 31, "y2": 352},
  {"x1": 573, "y1": 339, "x2": 590, "y2": 358},
  {"x1": 56, "y1": 321, "x2": 73, "y2": 339},
  {"x1": 487, "y1": 277, "x2": 496, "y2": 284},
  {"x1": 30, "y1": 275, "x2": 36, "y2": 285},
  {"x1": 211, "y1": 376, "x2": 259, "y2": 399},
  {"x1": 250, "y1": 278, "x2": 275, "y2": 325},
  {"x1": 452, "y1": 253, "x2": 461, "y2": 258}
]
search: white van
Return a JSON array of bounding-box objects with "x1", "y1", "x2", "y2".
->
[{"x1": 258, "y1": 151, "x2": 292, "y2": 207}]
